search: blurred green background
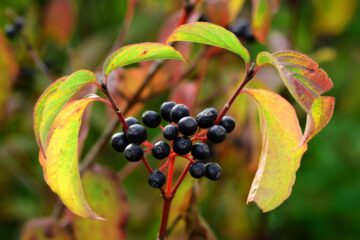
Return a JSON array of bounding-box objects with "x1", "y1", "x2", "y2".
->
[{"x1": 0, "y1": 0, "x2": 359, "y2": 239}]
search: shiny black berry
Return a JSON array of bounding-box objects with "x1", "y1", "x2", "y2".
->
[
  {"x1": 160, "y1": 101, "x2": 176, "y2": 122},
  {"x1": 111, "y1": 132, "x2": 129, "y2": 152},
  {"x1": 124, "y1": 144, "x2": 144, "y2": 162},
  {"x1": 207, "y1": 125, "x2": 226, "y2": 143},
  {"x1": 125, "y1": 117, "x2": 140, "y2": 127},
  {"x1": 219, "y1": 115, "x2": 236, "y2": 133},
  {"x1": 163, "y1": 124, "x2": 179, "y2": 140},
  {"x1": 142, "y1": 110, "x2": 161, "y2": 128},
  {"x1": 196, "y1": 107, "x2": 218, "y2": 128},
  {"x1": 178, "y1": 116, "x2": 198, "y2": 136},
  {"x1": 170, "y1": 104, "x2": 190, "y2": 123},
  {"x1": 189, "y1": 161, "x2": 206, "y2": 178},
  {"x1": 191, "y1": 142, "x2": 210, "y2": 160},
  {"x1": 4, "y1": 25, "x2": 17, "y2": 39},
  {"x1": 152, "y1": 141, "x2": 171, "y2": 160},
  {"x1": 126, "y1": 124, "x2": 147, "y2": 144},
  {"x1": 148, "y1": 170, "x2": 166, "y2": 188},
  {"x1": 173, "y1": 136, "x2": 192, "y2": 155},
  {"x1": 205, "y1": 162, "x2": 222, "y2": 180}
]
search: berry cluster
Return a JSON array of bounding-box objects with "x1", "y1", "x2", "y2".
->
[
  {"x1": 4, "y1": 17, "x2": 24, "y2": 39},
  {"x1": 111, "y1": 101, "x2": 236, "y2": 189}
]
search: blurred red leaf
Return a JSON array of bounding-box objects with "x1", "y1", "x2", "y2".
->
[
  {"x1": 170, "y1": 81, "x2": 198, "y2": 110},
  {"x1": 44, "y1": 0, "x2": 75, "y2": 46}
]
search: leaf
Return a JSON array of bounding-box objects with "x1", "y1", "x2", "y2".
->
[
  {"x1": 44, "y1": 0, "x2": 75, "y2": 46},
  {"x1": 256, "y1": 50, "x2": 335, "y2": 143},
  {"x1": 33, "y1": 77, "x2": 65, "y2": 149},
  {"x1": 302, "y1": 96, "x2": 335, "y2": 143},
  {"x1": 45, "y1": 97, "x2": 103, "y2": 219},
  {"x1": 103, "y1": 43, "x2": 185, "y2": 76},
  {"x1": 0, "y1": 32, "x2": 19, "y2": 120},
  {"x1": 34, "y1": 70, "x2": 96, "y2": 151},
  {"x1": 251, "y1": 0, "x2": 271, "y2": 43},
  {"x1": 256, "y1": 50, "x2": 333, "y2": 110},
  {"x1": 72, "y1": 165, "x2": 129, "y2": 240},
  {"x1": 243, "y1": 89, "x2": 307, "y2": 212},
  {"x1": 166, "y1": 22, "x2": 250, "y2": 63}
]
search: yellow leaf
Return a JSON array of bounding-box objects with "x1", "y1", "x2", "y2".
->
[
  {"x1": 45, "y1": 97, "x2": 103, "y2": 219},
  {"x1": 244, "y1": 89, "x2": 307, "y2": 212}
]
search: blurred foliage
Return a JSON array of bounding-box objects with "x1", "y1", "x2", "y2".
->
[{"x1": 0, "y1": 0, "x2": 359, "y2": 239}]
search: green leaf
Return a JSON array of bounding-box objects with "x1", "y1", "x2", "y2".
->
[
  {"x1": 256, "y1": 50, "x2": 334, "y2": 143},
  {"x1": 251, "y1": 0, "x2": 271, "y2": 43},
  {"x1": 103, "y1": 42, "x2": 185, "y2": 76},
  {"x1": 166, "y1": 22, "x2": 250, "y2": 63},
  {"x1": 73, "y1": 166, "x2": 129, "y2": 240},
  {"x1": 45, "y1": 96, "x2": 103, "y2": 219},
  {"x1": 243, "y1": 88, "x2": 307, "y2": 212},
  {"x1": 34, "y1": 70, "x2": 97, "y2": 151}
]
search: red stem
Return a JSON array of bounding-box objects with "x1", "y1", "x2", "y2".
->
[{"x1": 158, "y1": 196, "x2": 173, "y2": 240}]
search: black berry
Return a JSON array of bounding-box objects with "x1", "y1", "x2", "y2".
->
[
  {"x1": 205, "y1": 162, "x2": 222, "y2": 180},
  {"x1": 4, "y1": 24, "x2": 17, "y2": 39},
  {"x1": 126, "y1": 124, "x2": 147, "y2": 144},
  {"x1": 124, "y1": 144, "x2": 144, "y2": 162},
  {"x1": 191, "y1": 142, "x2": 210, "y2": 160},
  {"x1": 125, "y1": 117, "x2": 140, "y2": 127},
  {"x1": 189, "y1": 161, "x2": 206, "y2": 178},
  {"x1": 111, "y1": 132, "x2": 129, "y2": 152},
  {"x1": 160, "y1": 101, "x2": 176, "y2": 122},
  {"x1": 207, "y1": 125, "x2": 226, "y2": 143},
  {"x1": 14, "y1": 17, "x2": 24, "y2": 32},
  {"x1": 196, "y1": 107, "x2": 218, "y2": 128},
  {"x1": 148, "y1": 170, "x2": 166, "y2": 188},
  {"x1": 219, "y1": 115, "x2": 236, "y2": 133},
  {"x1": 152, "y1": 141, "x2": 171, "y2": 160},
  {"x1": 163, "y1": 124, "x2": 179, "y2": 140},
  {"x1": 178, "y1": 116, "x2": 198, "y2": 136},
  {"x1": 173, "y1": 136, "x2": 192, "y2": 155},
  {"x1": 170, "y1": 104, "x2": 190, "y2": 123},
  {"x1": 142, "y1": 110, "x2": 161, "y2": 128}
]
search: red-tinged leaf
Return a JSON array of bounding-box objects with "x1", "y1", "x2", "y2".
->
[
  {"x1": 170, "y1": 82, "x2": 198, "y2": 110},
  {"x1": 34, "y1": 70, "x2": 97, "y2": 152},
  {"x1": 0, "y1": 32, "x2": 19, "y2": 119},
  {"x1": 44, "y1": 0, "x2": 75, "y2": 45},
  {"x1": 20, "y1": 218, "x2": 71, "y2": 240},
  {"x1": 103, "y1": 43, "x2": 185, "y2": 76},
  {"x1": 45, "y1": 96, "x2": 104, "y2": 219},
  {"x1": 166, "y1": 22, "x2": 250, "y2": 63},
  {"x1": 256, "y1": 50, "x2": 335, "y2": 143},
  {"x1": 243, "y1": 89, "x2": 307, "y2": 212},
  {"x1": 72, "y1": 165, "x2": 129, "y2": 240},
  {"x1": 251, "y1": 0, "x2": 271, "y2": 43},
  {"x1": 256, "y1": 51, "x2": 333, "y2": 110},
  {"x1": 302, "y1": 96, "x2": 335, "y2": 143}
]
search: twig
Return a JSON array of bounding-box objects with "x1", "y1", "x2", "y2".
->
[{"x1": 21, "y1": 34, "x2": 55, "y2": 81}]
